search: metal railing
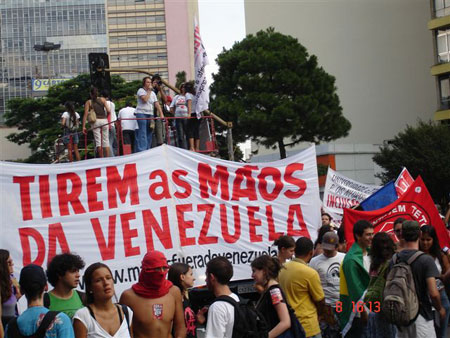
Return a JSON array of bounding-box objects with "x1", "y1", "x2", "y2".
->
[{"x1": 54, "y1": 115, "x2": 218, "y2": 163}]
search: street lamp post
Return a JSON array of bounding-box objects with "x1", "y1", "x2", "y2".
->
[{"x1": 33, "y1": 42, "x2": 61, "y2": 90}]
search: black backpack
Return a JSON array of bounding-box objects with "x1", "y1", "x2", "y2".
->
[
  {"x1": 266, "y1": 285, "x2": 306, "y2": 338},
  {"x1": 213, "y1": 295, "x2": 269, "y2": 338},
  {"x1": 7, "y1": 311, "x2": 59, "y2": 338}
]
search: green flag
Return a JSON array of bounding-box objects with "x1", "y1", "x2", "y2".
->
[{"x1": 339, "y1": 243, "x2": 370, "y2": 335}]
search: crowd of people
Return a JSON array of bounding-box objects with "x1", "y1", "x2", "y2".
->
[
  {"x1": 1, "y1": 215, "x2": 450, "y2": 338},
  {"x1": 60, "y1": 75, "x2": 204, "y2": 161}
]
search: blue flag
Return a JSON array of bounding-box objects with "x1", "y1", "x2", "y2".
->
[{"x1": 359, "y1": 181, "x2": 398, "y2": 211}]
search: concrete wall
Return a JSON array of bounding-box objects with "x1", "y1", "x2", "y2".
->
[
  {"x1": 0, "y1": 127, "x2": 31, "y2": 161},
  {"x1": 244, "y1": 0, "x2": 435, "y2": 145}
]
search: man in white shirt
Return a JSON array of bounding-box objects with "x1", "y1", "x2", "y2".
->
[
  {"x1": 118, "y1": 99, "x2": 138, "y2": 154},
  {"x1": 205, "y1": 257, "x2": 239, "y2": 338},
  {"x1": 310, "y1": 231, "x2": 345, "y2": 337}
]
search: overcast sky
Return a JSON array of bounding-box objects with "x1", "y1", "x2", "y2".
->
[{"x1": 198, "y1": 0, "x2": 246, "y2": 86}]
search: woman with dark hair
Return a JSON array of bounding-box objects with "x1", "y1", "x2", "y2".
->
[
  {"x1": 420, "y1": 225, "x2": 450, "y2": 338},
  {"x1": 0, "y1": 250, "x2": 21, "y2": 329},
  {"x1": 251, "y1": 255, "x2": 291, "y2": 338},
  {"x1": 183, "y1": 82, "x2": 199, "y2": 152},
  {"x1": 61, "y1": 101, "x2": 81, "y2": 162},
  {"x1": 273, "y1": 235, "x2": 295, "y2": 264},
  {"x1": 365, "y1": 232, "x2": 396, "y2": 338},
  {"x1": 168, "y1": 263, "x2": 203, "y2": 338},
  {"x1": 73, "y1": 263, "x2": 133, "y2": 338},
  {"x1": 82, "y1": 87, "x2": 111, "y2": 157}
]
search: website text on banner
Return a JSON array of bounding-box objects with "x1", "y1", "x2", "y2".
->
[
  {"x1": 343, "y1": 176, "x2": 450, "y2": 249},
  {"x1": 322, "y1": 168, "x2": 380, "y2": 219},
  {"x1": 0, "y1": 145, "x2": 321, "y2": 294}
]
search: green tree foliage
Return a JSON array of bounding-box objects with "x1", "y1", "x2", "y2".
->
[
  {"x1": 175, "y1": 71, "x2": 187, "y2": 89},
  {"x1": 373, "y1": 121, "x2": 450, "y2": 205},
  {"x1": 210, "y1": 28, "x2": 351, "y2": 159},
  {"x1": 5, "y1": 74, "x2": 140, "y2": 163}
]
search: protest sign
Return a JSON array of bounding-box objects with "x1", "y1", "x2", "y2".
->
[
  {"x1": 343, "y1": 176, "x2": 450, "y2": 249},
  {"x1": 0, "y1": 145, "x2": 321, "y2": 294},
  {"x1": 322, "y1": 168, "x2": 380, "y2": 218}
]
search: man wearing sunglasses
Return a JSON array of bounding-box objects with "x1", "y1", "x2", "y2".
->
[{"x1": 120, "y1": 251, "x2": 186, "y2": 338}]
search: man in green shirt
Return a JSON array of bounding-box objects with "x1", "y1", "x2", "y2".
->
[{"x1": 45, "y1": 253, "x2": 86, "y2": 319}]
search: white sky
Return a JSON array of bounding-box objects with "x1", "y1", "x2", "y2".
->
[{"x1": 198, "y1": 0, "x2": 246, "y2": 87}]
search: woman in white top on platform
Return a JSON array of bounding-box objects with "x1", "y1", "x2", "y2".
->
[{"x1": 73, "y1": 263, "x2": 133, "y2": 338}]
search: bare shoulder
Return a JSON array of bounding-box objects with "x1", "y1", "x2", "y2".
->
[
  {"x1": 119, "y1": 288, "x2": 135, "y2": 304},
  {"x1": 169, "y1": 286, "x2": 182, "y2": 299}
]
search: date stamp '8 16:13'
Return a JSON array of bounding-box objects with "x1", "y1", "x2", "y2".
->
[{"x1": 335, "y1": 301, "x2": 380, "y2": 313}]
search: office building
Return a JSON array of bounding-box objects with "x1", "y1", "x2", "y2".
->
[
  {"x1": 0, "y1": 0, "x2": 197, "y2": 122},
  {"x1": 429, "y1": 0, "x2": 450, "y2": 121}
]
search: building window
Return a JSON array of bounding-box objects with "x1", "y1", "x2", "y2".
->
[
  {"x1": 435, "y1": 0, "x2": 450, "y2": 17},
  {"x1": 439, "y1": 74, "x2": 450, "y2": 110},
  {"x1": 437, "y1": 29, "x2": 450, "y2": 63}
]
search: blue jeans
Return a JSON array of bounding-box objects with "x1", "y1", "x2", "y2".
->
[
  {"x1": 437, "y1": 289, "x2": 450, "y2": 338},
  {"x1": 175, "y1": 118, "x2": 188, "y2": 149},
  {"x1": 135, "y1": 113, "x2": 153, "y2": 152},
  {"x1": 367, "y1": 311, "x2": 396, "y2": 338}
]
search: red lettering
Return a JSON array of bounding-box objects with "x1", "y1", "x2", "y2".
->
[
  {"x1": 284, "y1": 163, "x2": 307, "y2": 199},
  {"x1": 172, "y1": 170, "x2": 192, "y2": 199},
  {"x1": 248, "y1": 206, "x2": 263, "y2": 242},
  {"x1": 121, "y1": 212, "x2": 140, "y2": 257},
  {"x1": 19, "y1": 227, "x2": 45, "y2": 266},
  {"x1": 57, "y1": 172, "x2": 86, "y2": 216},
  {"x1": 327, "y1": 194, "x2": 336, "y2": 208},
  {"x1": 91, "y1": 216, "x2": 116, "y2": 260},
  {"x1": 39, "y1": 175, "x2": 52, "y2": 219},
  {"x1": 13, "y1": 176, "x2": 35, "y2": 221},
  {"x1": 86, "y1": 168, "x2": 104, "y2": 212},
  {"x1": 198, "y1": 163, "x2": 230, "y2": 200},
  {"x1": 220, "y1": 204, "x2": 241, "y2": 243},
  {"x1": 257, "y1": 167, "x2": 283, "y2": 201},
  {"x1": 142, "y1": 207, "x2": 173, "y2": 251},
  {"x1": 47, "y1": 222, "x2": 70, "y2": 263},
  {"x1": 148, "y1": 170, "x2": 171, "y2": 200},
  {"x1": 198, "y1": 204, "x2": 218, "y2": 245},
  {"x1": 176, "y1": 204, "x2": 195, "y2": 246},
  {"x1": 266, "y1": 205, "x2": 282, "y2": 241},
  {"x1": 107, "y1": 164, "x2": 139, "y2": 208},
  {"x1": 287, "y1": 204, "x2": 310, "y2": 237},
  {"x1": 231, "y1": 166, "x2": 258, "y2": 201}
]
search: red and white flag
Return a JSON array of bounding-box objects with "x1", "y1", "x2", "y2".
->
[
  {"x1": 343, "y1": 176, "x2": 449, "y2": 249},
  {"x1": 194, "y1": 18, "x2": 209, "y2": 117},
  {"x1": 394, "y1": 167, "x2": 414, "y2": 197}
]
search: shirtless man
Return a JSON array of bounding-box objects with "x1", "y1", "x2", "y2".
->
[{"x1": 120, "y1": 251, "x2": 186, "y2": 338}]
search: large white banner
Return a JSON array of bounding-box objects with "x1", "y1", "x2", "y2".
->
[
  {"x1": 323, "y1": 168, "x2": 380, "y2": 219},
  {"x1": 194, "y1": 18, "x2": 209, "y2": 116},
  {"x1": 0, "y1": 145, "x2": 321, "y2": 294}
]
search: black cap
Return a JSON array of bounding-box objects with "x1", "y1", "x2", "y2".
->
[{"x1": 19, "y1": 264, "x2": 47, "y2": 294}]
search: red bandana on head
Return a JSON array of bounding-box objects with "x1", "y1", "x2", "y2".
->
[{"x1": 132, "y1": 250, "x2": 173, "y2": 299}]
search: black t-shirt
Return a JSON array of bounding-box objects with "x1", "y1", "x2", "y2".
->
[
  {"x1": 394, "y1": 250, "x2": 440, "y2": 320},
  {"x1": 255, "y1": 285, "x2": 287, "y2": 331}
]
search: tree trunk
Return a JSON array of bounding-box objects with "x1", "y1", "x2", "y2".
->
[{"x1": 278, "y1": 139, "x2": 286, "y2": 159}]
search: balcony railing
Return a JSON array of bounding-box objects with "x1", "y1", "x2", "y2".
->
[{"x1": 54, "y1": 115, "x2": 218, "y2": 163}]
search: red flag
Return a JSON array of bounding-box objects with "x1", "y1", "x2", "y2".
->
[
  {"x1": 343, "y1": 176, "x2": 449, "y2": 249},
  {"x1": 394, "y1": 167, "x2": 414, "y2": 197}
]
